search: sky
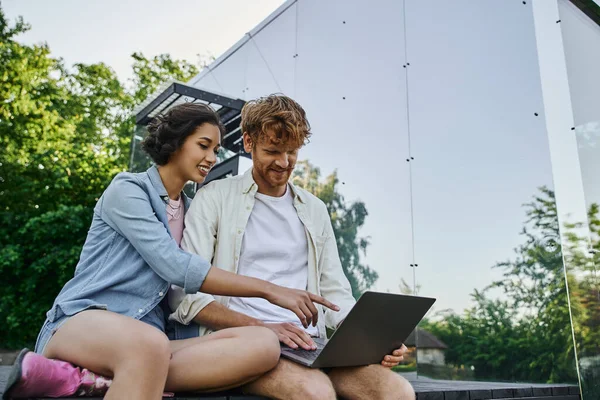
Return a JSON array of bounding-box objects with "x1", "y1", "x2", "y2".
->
[
  {"x1": 2, "y1": 0, "x2": 285, "y2": 81},
  {"x1": 3, "y1": 0, "x2": 597, "y2": 316}
]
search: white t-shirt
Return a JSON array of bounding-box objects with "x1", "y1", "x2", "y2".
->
[{"x1": 229, "y1": 185, "x2": 318, "y2": 336}]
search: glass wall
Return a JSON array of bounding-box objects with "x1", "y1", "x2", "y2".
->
[
  {"x1": 558, "y1": 0, "x2": 600, "y2": 396},
  {"x1": 405, "y1": 0, "x2": 577, "y2": 384},
  {"x1": 188, "y1": 0, "x2": 583, "y2": 387}
]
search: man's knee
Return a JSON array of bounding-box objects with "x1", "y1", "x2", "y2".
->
[
  {"x1": 296, "y1": 372, "x2": 336, "y2": 400},
  {"x1": 378, "y1": 368, "x2": 415, "y2": 400},
  {"x1": 331, "y1": 364, "x2": 415, "y2": 400},
  {"x1": 247, "y1": 359, "x2": 336, "y2": 400}
]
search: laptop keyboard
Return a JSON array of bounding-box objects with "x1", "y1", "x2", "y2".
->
[
  {"x1": 282, "y1": 337, "x2": 326, "y2": 362},
  {"x1": 287, "y1": 347, "x2": 322, "y2": 361}
]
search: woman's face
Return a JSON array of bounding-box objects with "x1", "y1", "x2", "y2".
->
[{"x1": 169, "y1": 123, "x2": 222, "y2": 183}]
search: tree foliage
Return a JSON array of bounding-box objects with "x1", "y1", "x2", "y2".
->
[
  {"x1": 0, "y1": 8, "x2": 198, "y2": 348},
  {"x1": 292, "y1": 160, "x2": 378, "y2": 299},
  {"x1": 422, "y1": 187, "x2": 599, "y2": 384}
]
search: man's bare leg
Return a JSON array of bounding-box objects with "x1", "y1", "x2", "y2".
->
[
  {"x1": 242, "y1": 358, "x2": 336, "y2": 400},
  {"x1": 328, "y1": 364, "x2": 415, "y2": 400}
]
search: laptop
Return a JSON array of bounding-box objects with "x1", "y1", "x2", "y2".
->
[{"x1": 280, "y1": 291, "x2": 436, "y2": 368}]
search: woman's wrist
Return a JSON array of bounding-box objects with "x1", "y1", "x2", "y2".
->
[{"x1": 258, "y1": 280, "x2": 277, "y2": 301}]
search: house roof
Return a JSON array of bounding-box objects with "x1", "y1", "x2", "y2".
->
[{"x1": 404, "y1": 328, "x2": 448, "y2": 349}]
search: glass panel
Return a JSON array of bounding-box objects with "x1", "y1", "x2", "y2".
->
[
  {"x1": 245, "y1": 2, "x2": 297, "y2": 99},
  {"x1": 129, "y1": 124, "x2": 152, "y2": 172},
  {"x1": 183, "y1": 0, "x2": 590, "y2": 388},
  {"x1": 559, "y1": 0, "x2": 600, "y2": 396},
  {"x1": 406, "y1": 0, "x2": 577, "y2": 384},
  {"x1": 193, "y1": 43, "x2": 250, "y2": 100}
]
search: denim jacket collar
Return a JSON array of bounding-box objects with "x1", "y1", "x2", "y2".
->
[
  {"x1": 147, "y1": 165, "x2": 191, "y2": 210},
  {"x1": 148, "y1": 165, "x2": 169, "y2": 199}
]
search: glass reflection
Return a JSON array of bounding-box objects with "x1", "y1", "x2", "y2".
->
[
  {"x1": 129, "y1": 124, "x2": 152, "y2": 172},
  {"x1": 559, "y1": 0, "x2": 600, "y2": 396},
  {"x1": 404, "y1": 0, "x2": 577, "y2": 383},
  {"x1": 566, "y1": 49, "x2": 600, "y2": 400}
]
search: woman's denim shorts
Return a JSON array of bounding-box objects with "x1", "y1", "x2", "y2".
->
[{"x1": 35, "y1": 301, "x2": 168, "y2": 355}]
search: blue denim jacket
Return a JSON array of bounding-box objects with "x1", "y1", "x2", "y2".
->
[{"x1": 44, "y1": 166, "x2": 211, "y2": 324}]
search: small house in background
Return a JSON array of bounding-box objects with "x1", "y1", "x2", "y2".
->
[{"x1": 404, "y1": 328, "x2": 448, "y2": 366}]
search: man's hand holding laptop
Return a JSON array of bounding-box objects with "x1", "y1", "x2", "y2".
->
[{"x1": 381, "y1": 344, "x2": 408, "y2": 368}]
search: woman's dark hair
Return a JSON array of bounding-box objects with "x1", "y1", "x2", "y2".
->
[{"x1": 141, "y1": 103, "x2": 225, "y2": 165}]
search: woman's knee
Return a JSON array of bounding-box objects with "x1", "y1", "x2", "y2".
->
[
  {"x1": 44, "y1": 311, "x2": 171, "y2": 377},
  {"x1": 125, "y1": 326, "x2": 171, "y2": 365},
  {"x1": 239, "y1": 326, "x2": 280, "y2": 370}
]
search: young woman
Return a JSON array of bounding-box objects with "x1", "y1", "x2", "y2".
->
[{"x1": 4, "y1": 103, "x2": 337, "y2": 400}]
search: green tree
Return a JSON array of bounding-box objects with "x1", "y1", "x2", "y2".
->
[
  {"x1": 292, "y1": 160, "x2": 378, "y2": 299},
  {"x1": 422, "y1": 187, "x2": 600, "y2": 384},
  {"x1": 0, "y1": 8, "x2": 199, "y2": 348}
]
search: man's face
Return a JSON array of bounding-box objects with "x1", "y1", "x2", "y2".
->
[{"x1": 244, "y1": 131, "x2": 300, "y2": 196}]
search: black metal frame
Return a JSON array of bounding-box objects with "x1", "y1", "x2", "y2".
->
[
  {"x1": 135, "y1": 82, "x2": 244, "y2": 125},
  {"x1": 569, "y1": 0, "x2": 600, "y2": 26},
  {"x1": 134, "y1": 82, "x2": 249, "y2": 157}
]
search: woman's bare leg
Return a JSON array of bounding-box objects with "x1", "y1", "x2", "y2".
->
[
  {"x1": 165, "y1": 326, "x2": 280, "y2": 392},
  {"x1": 44, "y1": 310, "x2": 171, "y2": 400}
]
